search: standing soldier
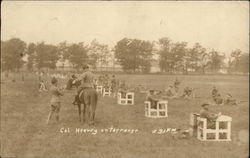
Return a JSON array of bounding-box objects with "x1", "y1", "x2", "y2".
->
[
  {"x1": 72, "y1": 65, "x2": 94, "y2": 105},
  {"x1": 173, "y1": 77, "x2": 181, "y2": 95},
  {"x1": 103, "y1": 74, "x2": 110, "y2": 89},
  {"x1": 118, "y1": 81, "x2": 128, "y2": 98},
  {"x1": 47, "y1": 77, "x2": 63, "y2": 124},
  {"x1": 110, "y1": 75, "x2": 117, "y2": 96},
  {"x1": 146, "y1": 90, "x2": 159, "y2": 109}
]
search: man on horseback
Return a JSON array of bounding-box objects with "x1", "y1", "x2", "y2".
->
[{"x1": 72, "y1": 65, "x2": 94, "y2": 105}]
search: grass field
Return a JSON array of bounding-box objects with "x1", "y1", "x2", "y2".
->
[{"x1": 1, "y1": 73, "x2": 249, "y2": 158}]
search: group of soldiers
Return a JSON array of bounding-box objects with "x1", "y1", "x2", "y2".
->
[
  {"x1": 145, "y1": 78, "x2": 197, "y2": 109},
  {"x1": 211, "y1": 86, "x2": 238, "y2": 106},
  {"x1": 43, "y1": 65, "x2": 239, "y2": 127}
]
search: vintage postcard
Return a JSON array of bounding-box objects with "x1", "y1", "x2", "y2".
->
[{"x1": 1, "y1": 1, "x2": 249, "y2": 158}]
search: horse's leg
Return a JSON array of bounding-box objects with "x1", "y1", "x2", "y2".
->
[
  {"x1": 78, "y1": 103, "x2": 81, "y2": 122},
  {"x1": 82, "y1": 103, "x2": 86, "y2": 123},
  {"x1": 89, "y1": 93, "x2": 98, "y2": 126}
]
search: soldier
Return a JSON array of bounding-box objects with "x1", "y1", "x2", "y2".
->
[
  {"x1": 164, "y1": 85, "x2": 175, "y2": 97},
  {"x1": 47, "y1": 77, "x2": 63, "y2": 124},
  {"x1": 224, "y1": 93, "x2": 238, "y2": 106},
  {"x1": 39, "y1": 80, "x2": 48, "y2": 92},
  {"x1": 118, "y1": 81, "x2": 128, "y2": 98},
  {"x1": 146, "y1": 90, "x2": 159, "y2": 109},
  {"x1": 110, "y1": 75, "x2": 117, "y2": 96},
  {"x1": 181, "y1": 86, "x2": 193, "y2": 98},
  {"x1": 199, "y1": 103, "x2": 221, "y2": 129},
  {"x1": 211, "y1": 86, "x2": 219, "y2": 98},
  {"x1": 211, "y1": 86, "x2": 223, "y2": 104},
  {"x1": 103, "y1": 74, "x2": 110, "y2": 89},
  {"x1": 72, "y1": 65, "x2": 94, "y2": 105},
  {"x1": 214, "y1": 94, "x2": 223, "y2": 105},
  {"x1": 173, "y1": 77, "x2": 181, "y2": 94}
]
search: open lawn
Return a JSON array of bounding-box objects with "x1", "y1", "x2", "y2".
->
[{"x1": 1, "y1": 73, "x2": 249, "y2": 158}]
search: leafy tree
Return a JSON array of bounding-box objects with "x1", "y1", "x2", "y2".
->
[
  {"x1": 208, "y1": 50, "x2": 225, "y2": 73},
  {"x1": 198, "y1": 52, "x2": 210, "y2": 74},
  {"x1": 26, "y1": 43, "x2": 36, "y2": 71},
  {"x1": 170, "y1": 42, "x2": 188, "y2": 74},
  {"x1": 187, "y1": 43, "x2": 206, "y2": 73},
  {"x1": 88, "y1": 39, "x2": 111, "y2": 70},
  {"x1": 114, "y1": 38, "x2": 153, "y2": 73},
  {"x1": 35, "y1": 42, "x2": 59, "y2": 70},
  {"x1": 158, "y1": 38, "x2": 173, "y2": 73},
  {"x1": 65, "y1": 43, "x2": 89, "y2": 70},
  {"x1": 1, "y1": 38, "x2": 27, "y2": 72},
  {"x1": 57, "y1": 41, "x2": 69, "y2": 69},
  {"x1": 238, "y1": 53, "x2": 249, "y2": 73},
  {"x1": 228, "y1": 49, "x2": 242, "y2": 73}
]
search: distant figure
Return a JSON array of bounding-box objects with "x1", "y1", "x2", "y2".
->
[
  {"x1": 214, "y1": 94, "x2": 223, "y2": 105},
  {"x1": 39, "y1": 80, "x2": 48, "y2": 92},
  {"x1": 199, "y1": 103, "x2": 221, "y2": 129},
  {"x1": 103, "y1": 74, "x2": 110, "y2": 89},
  {"x1": 224, "y1": 93, "x2": 238, "y2": 106},
  {"x1": 118, "y1": 81, "x2": 128, "y2": 98},
  {"x1": 181, "y1": 87, "x2": 193, "y2": 98},
  {"x1": 98, "y1": 75, "x2": 105, "y2": 86},
  {"x1": 173, "y1": 77, "x2": 181, "y2": 94},
  {"x1": 146, "y1": 90, "x2": 159, "y2": 109},
  {"x1": 211, "y1": 86, "x2": 219, "y2": 98},
  {"x1": 93, "y1": 78, "x2": 98, "y2": 89},
  {"x1": 110, "y1": 75, "x2": 117, "y2": 95},
  {"x1": 164, "y1": 85, "x2": 175, "y2": 97},
  {"x1": 47, "y1": 77, "x2": 63, "y2": 124},
  {"x1": 211, "y1": 86, "x2": 223, "y2": 105}
]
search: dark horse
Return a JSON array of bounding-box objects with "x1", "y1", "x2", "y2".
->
[{"x1": 77, "y1": 87, "x2": 98, "y2": 125}]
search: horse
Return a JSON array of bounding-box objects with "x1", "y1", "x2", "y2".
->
[{"x1": 77, "y1": 87, "x2": 98, "y2": 125}]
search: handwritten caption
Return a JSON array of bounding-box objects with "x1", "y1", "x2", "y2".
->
[{"x1": 60, "y1": 127, "x2": 177, "y2": 135}]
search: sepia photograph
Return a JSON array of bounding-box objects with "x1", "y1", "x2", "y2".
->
[{"x1": 1, "y1": 1, "x2": 249, "y2": 158}]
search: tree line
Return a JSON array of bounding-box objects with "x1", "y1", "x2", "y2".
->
[{"x1": 1, "y1": 37, "x2": 249, "y2": 74}]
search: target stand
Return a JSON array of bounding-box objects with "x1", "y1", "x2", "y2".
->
[
  {"x1": 103, "y1": 87, "x2": 112, "y2": 97},
  {"x1": 197, "y1": 115, "x2": 232, "y2": 141},
  {"x1": 117, "y1": 92, "x2": 134, "y2": 105},
  {"x1": 96, "y1": 85, "x2": 103, "y2": 94},
  {"x1": 145, "y1": 101, "x2": 168, "y2": 118}
]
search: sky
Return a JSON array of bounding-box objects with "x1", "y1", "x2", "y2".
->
[{"x1": 1, "y1": 1, "x2": 249, "y2": 56}]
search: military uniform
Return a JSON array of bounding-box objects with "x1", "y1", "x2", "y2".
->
[
  {"x1": 73, "y1": 69, "x2": 94, "y2": 105},
  {"x1": 118, "y1": 82, "x2": 127, "y2": 98},
  {"x1": 110, "y1": 77, "x2": 117, "y2": 93},
  {"x1": 182, "y1": 87, "x2": 192, "y2": 98},
  {"x1": 146, "y1": 92, "x2": 158, "y2": 109},
  {"x1": 50, "y1": 85, "x2": 63, "y2": 112},
  {"x1": 200, "y1": 109, "x2": 218, "y2": 129},
  {"x1": 79, "y1": 71, "x2": 94, "y2": 88}
]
